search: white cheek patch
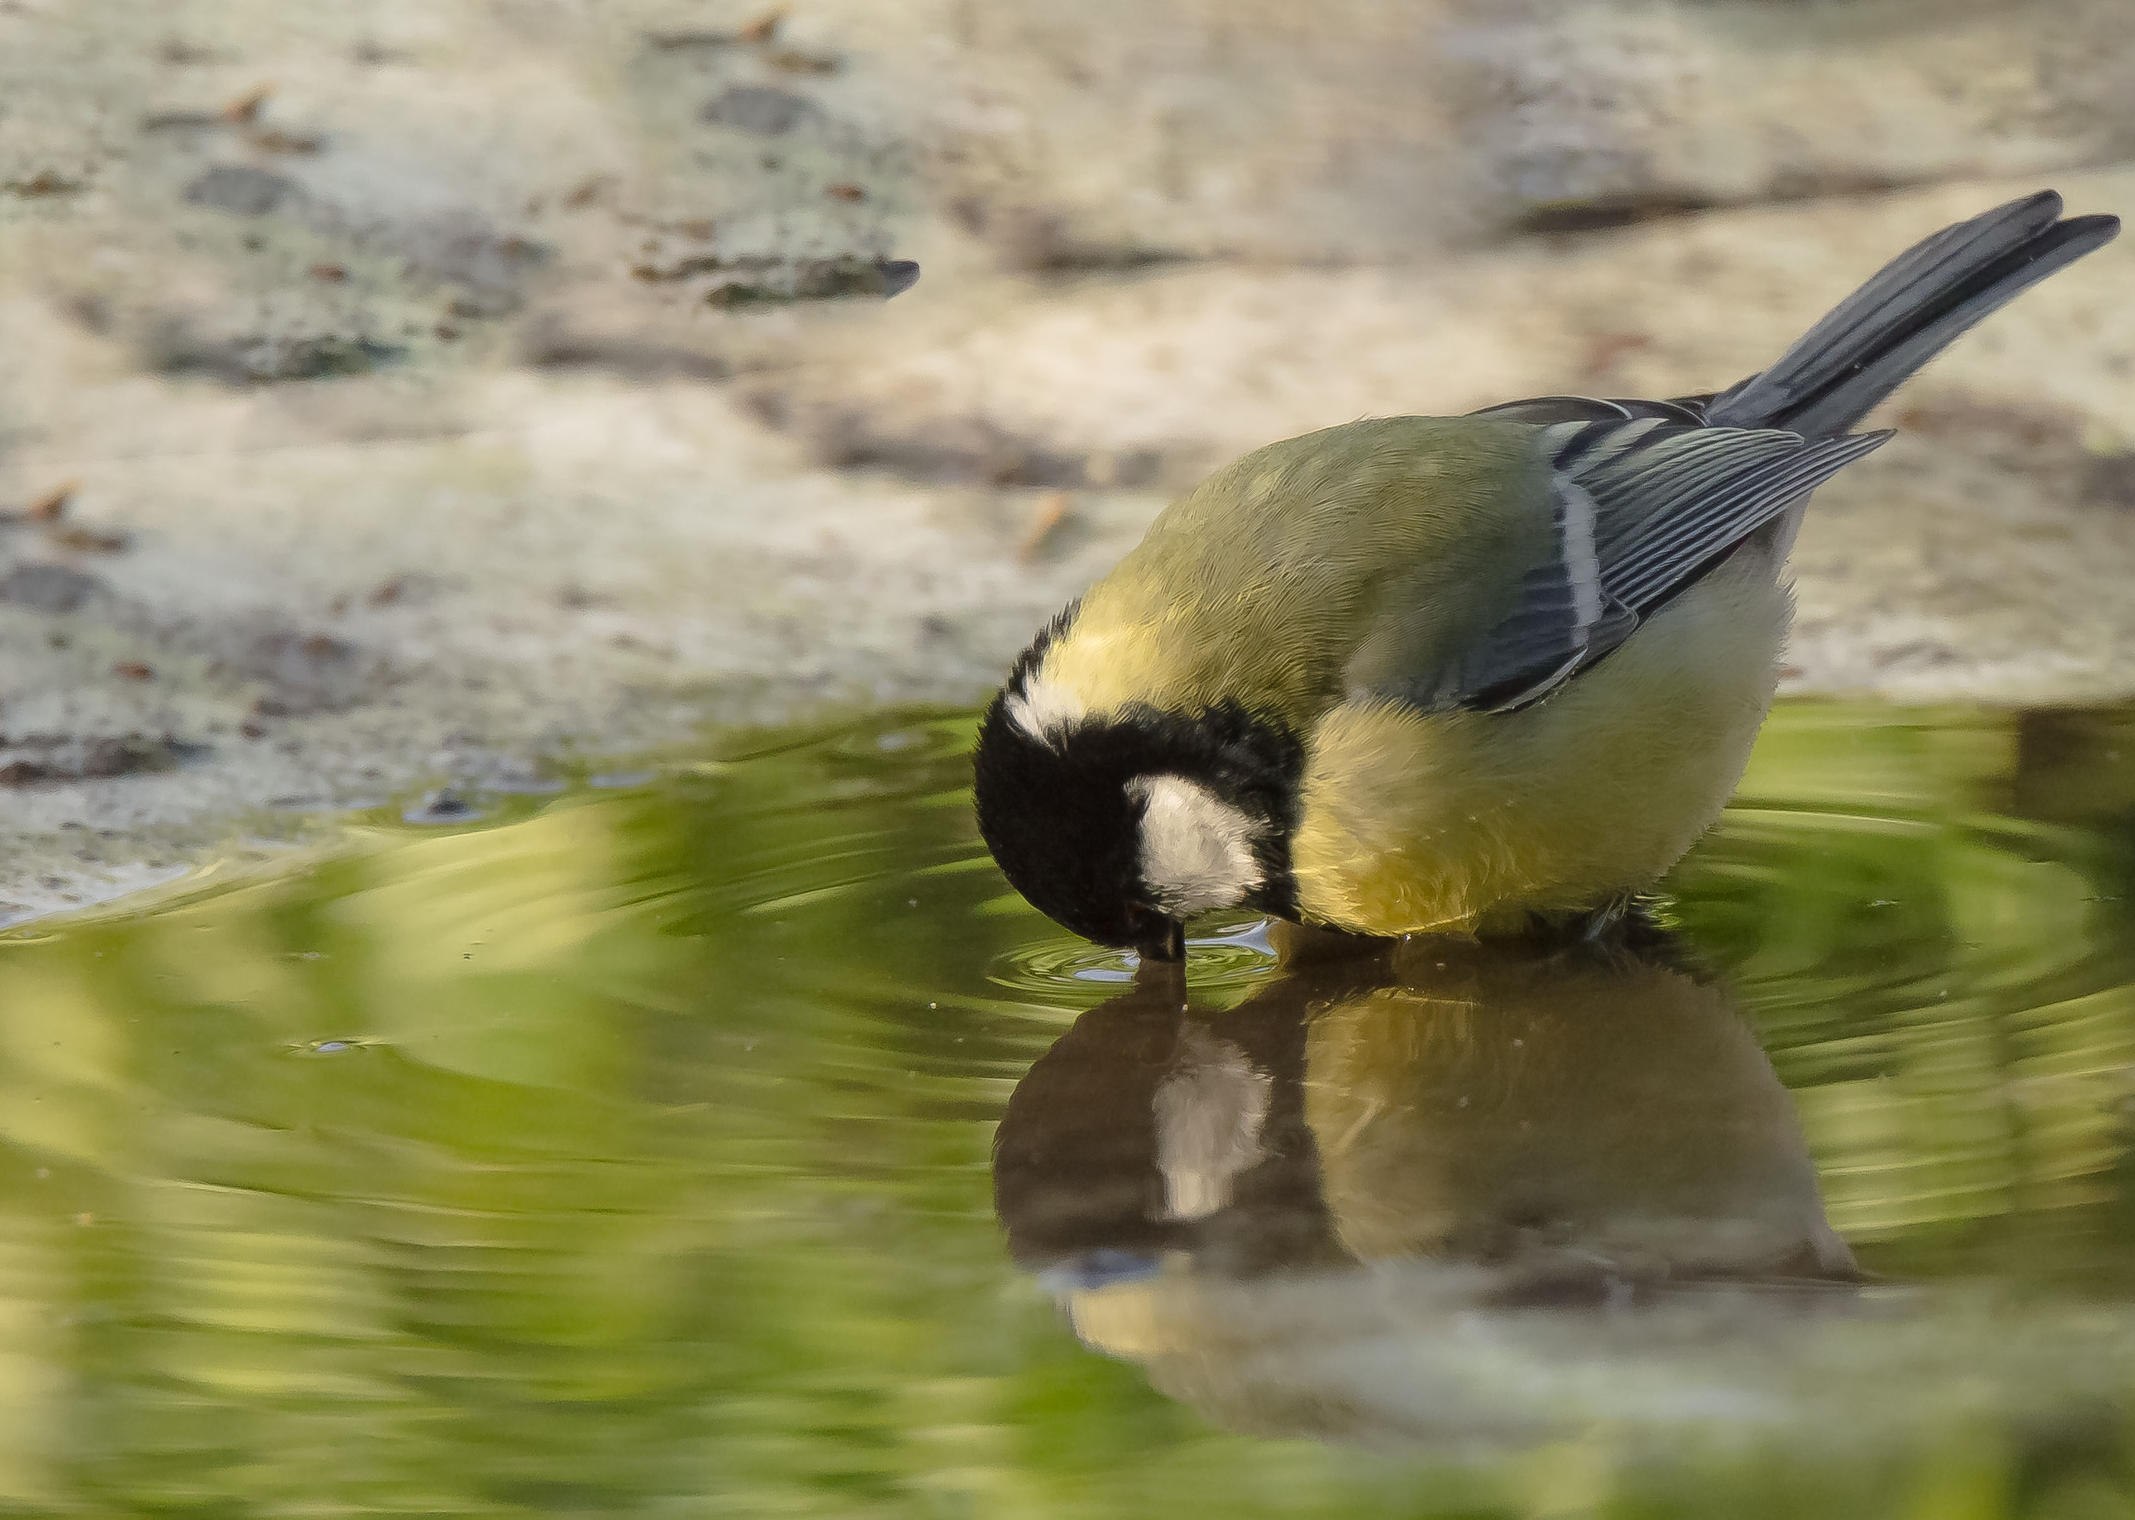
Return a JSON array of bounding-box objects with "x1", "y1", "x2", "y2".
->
[
  {"x1": 1128, "y1": 774, "x2": 1264, "y2": 917},
  {"x1": 1003, "y1": 672, "x2": 1085, "y2": 746}
]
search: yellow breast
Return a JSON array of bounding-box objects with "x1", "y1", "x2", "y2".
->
[{"x1": 1290, "y1": 547, "x2": 1790, "y2": 937}]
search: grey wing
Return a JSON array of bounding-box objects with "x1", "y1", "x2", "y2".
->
[{"x1": 1411, "y1": 413, "x2": 1889, "y2": 713}]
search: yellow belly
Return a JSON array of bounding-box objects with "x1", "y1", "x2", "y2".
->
[{"x1": 1290, "y1": 550, "x2": 1789, "y2": 937}]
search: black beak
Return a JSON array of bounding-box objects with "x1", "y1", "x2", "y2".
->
[{"x1": 1135, "y1": 917, "x2": 1186, "y2": 965}]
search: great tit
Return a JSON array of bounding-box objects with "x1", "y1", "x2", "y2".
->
[{"x1": 974, "y1": 191, "x2": 2119, "y2": 962}]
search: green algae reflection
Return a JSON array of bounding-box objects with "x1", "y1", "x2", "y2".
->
[{"x1": 0, "y1": 704, "x2": 2133, "y2": 1517}]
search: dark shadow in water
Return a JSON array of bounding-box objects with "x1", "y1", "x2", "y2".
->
[{"x1": 995, "y1": 929, "x2": 1864, "y2": 1441}]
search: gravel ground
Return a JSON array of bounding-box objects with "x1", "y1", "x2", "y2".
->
[{"x1": 3, "y1": 0, "x2": 2133, "y2": 922}]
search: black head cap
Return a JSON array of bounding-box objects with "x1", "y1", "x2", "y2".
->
[
  {"x1": 972, "y1": 656, "x2": 1301, "y2": 961},
  {"x1": 974, "y1": 692, "x2": 1186, "y2": 958}
]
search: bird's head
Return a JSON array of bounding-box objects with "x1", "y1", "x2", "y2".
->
[{"x1": 973, "y1": 664, "x2": 1300, "y2": 963}]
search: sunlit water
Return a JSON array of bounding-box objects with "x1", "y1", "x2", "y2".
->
[{"x1": 3, "y1": 703, "x2": 2135, "y2": 1517}]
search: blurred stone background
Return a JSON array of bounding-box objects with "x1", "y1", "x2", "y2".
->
[{"x1": 2, "y1": 0, "x2": 2133, "y2": 917}]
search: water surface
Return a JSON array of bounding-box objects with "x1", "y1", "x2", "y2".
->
[{"x1": 3, "y1": 702, "x2": 2135, "y2": 1517}]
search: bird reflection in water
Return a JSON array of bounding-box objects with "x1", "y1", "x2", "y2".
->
[{"x1": 992, "y1": 928, "x2": 1861, "y2": 1444}]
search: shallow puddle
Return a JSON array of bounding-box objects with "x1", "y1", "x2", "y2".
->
[{"x1": 3, "y1": 702, "x2": 2135, "y2": 1517}]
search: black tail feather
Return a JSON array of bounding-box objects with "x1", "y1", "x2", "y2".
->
[{"x1": 1705, "y1": 191, "x2": 2119, "y2": 437}]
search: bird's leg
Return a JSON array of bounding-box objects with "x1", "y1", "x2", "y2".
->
[{"x1": 1580, "y1": 893, "x2": 1636, "y2": 942}]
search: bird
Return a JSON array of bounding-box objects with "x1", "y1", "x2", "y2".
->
[{"x1": 972, "y1": 191, "x2": 2119, "y2": 963}]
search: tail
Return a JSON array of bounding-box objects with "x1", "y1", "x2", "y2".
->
[{"x1": 1704, "y1": 191, "x2": 2118, "y2": 437}]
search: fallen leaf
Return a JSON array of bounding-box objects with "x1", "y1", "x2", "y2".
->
[
  {"x1": 4, "y1": 169, "x2": 84, "y2": 197},
  {"x1": 26, "y1": 483, "x2": 73, "y2": 523},
  {"x1": 562, "y1": 176, "x2": 611, "y2": 209},
  {"x1": 46, "y1": 524, "x2": 129, "y2": 554},
  {"x1": 245, "y1": 126, "x2": 324, "y2": 155},
  {"x1": 1017, "y1": 492, "x2": 1075, "y2": 562},
  {"x1": 159, "y1": 38, "x2": 223, "y2": 65},
  {"x1": 739, "y1": 6, "x2": 786, "y2": 43},
  {"x1": 1578, "y1": 329, "x2": 1653, "y2": 379},
  {"x1": 767, "y1": 47, "x2": 839, "y2": 75},
  {"x1": 222, "y1": 84, "x2": 272, "y2": 125}
]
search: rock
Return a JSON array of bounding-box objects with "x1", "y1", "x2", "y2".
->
[
  {"x1": 2083, "y1": 453, "x2": 2135, "y2": 511},
  {"x1": 225, "y1": 628, "x2": 379, "y2": 717},
  {"x1": 147, "y1": 327, "x2": 406, "y2": 384},
  {"x1": 401, "y1": 787, "x2": 483, "y2": 825},
  {"x1": 703, "y1": 256, "x2": 920, "y2": 307},
  {"x1": 0, "y1": 563, "x2": 104, "y2": 614},
  {"x1": 182, "y1": 163, "x2": 301, "y2": 217},
  {"x1": 751, "y1": 397, "x2": 1168, "y2": 490},
  {"x1": 700, "y1": 84, "x2": 821, "y2": 136},
  {"x1": 0, "y1": 733, "x2": 204, "y2": 786}
]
